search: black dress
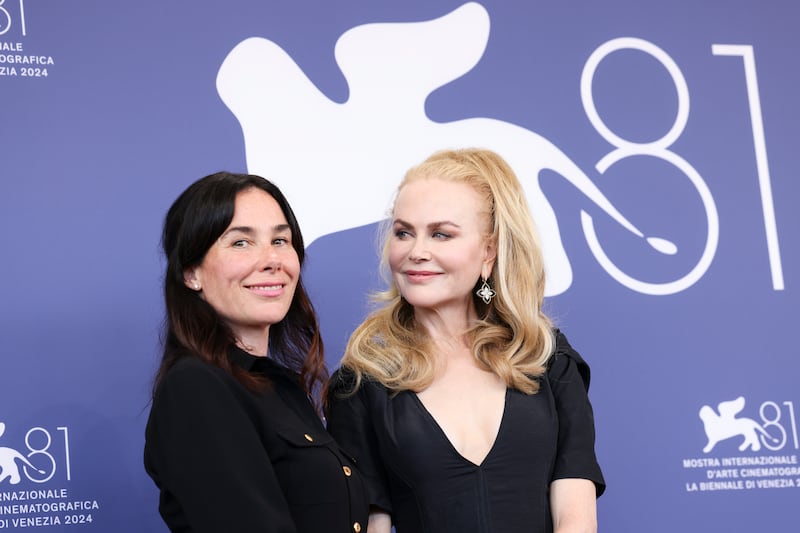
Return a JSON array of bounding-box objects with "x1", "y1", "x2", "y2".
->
[
  {"x1": 326, "y1": 330, "x2": 605, "y2": 533},
  {"x1": 144, "y1": 347, "x2": 369, "y2": 533}
]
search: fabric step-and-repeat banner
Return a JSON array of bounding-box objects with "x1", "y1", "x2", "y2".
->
[{"x1": 1, "y1": 1, "x2": 797, "y2": 531}]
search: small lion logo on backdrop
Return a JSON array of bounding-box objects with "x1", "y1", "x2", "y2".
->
[
  {"x1": 699, "y1": 397, "x2": 778, "y2": 453},
  {"x1": 0, "y1": 422, "x2": 45, "y2": 485}
]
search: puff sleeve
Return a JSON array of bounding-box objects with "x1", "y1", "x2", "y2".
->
[{"x1": 547, "y1": 330, "x2": 606, "y2": 496}]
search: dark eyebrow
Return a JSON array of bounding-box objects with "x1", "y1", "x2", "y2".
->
[
  {"x1": 222, "y1": 226, "x2": 256, "y2": 238},
  {"x1": 222, "y1": 224, "x2": 292, "y2": 238}
]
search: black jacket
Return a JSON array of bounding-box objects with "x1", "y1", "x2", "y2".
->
[{"x1": 144, "y1": 347, "x2": 369, "y2": 533}]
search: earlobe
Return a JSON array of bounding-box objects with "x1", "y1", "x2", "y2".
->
[
  {"x1": 483, "y1": 240, "x2": 497, "y2": 279},
  {"x1": 184, "y1": 268, "x2": 201, "y2": 291},
  {"x1": 482, "y1": 257, "x2": 495, "y2": 281}
]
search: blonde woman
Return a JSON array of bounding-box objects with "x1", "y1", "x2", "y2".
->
[{"x1": 326, "y1": 149, "x2": 605, "y2": 533}]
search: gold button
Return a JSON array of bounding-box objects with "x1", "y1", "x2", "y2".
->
[
  {"x1": 303, "y1": 433, "x2": 314, "y2": 442},
  {"x1": 353, "y1": 522, "x2": 361, "y2": 532},
  {"x1": 342, "y1": 466, "x2": 352, "y2": 477}
]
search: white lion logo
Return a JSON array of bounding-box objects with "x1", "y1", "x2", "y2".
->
[
  {"x1": 0, "y1": 422, "x2": 45, "y2": 485},
  {"x1": 216, "y1": 2, "x2": 660, "y2": 296},
  {"x1": 699, "y1": 397, "x2": 777, "y2": 453}
]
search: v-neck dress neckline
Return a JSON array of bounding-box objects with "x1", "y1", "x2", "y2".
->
[{"x1": 409, "y1": 388, "x2": 510, "y2": 467}]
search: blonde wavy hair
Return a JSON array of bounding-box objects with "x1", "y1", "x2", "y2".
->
[{"x1": 340, "y1": 148, "x2": 554, "y2": 394}]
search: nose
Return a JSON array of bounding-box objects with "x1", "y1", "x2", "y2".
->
[
  {"x1": 408, "y1": 237, "x2": 430, "y2": 262},
  {"x1": 261, "y1": 246, "x2": 282, "y2": 271}
]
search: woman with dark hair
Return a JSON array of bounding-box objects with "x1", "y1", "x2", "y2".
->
[{"x1": 144, "y1": 172, "x2": 368, "y2": 533}]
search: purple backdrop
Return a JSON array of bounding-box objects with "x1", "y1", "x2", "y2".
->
[{"x1": 0, "y1": 1, "x2": 797, "y2": 531}]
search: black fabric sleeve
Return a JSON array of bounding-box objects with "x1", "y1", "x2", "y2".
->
[
  {"x1": 548, "y1": 330, "x2": 606, "y2": 496},
  {"x1": 325, "y1": 369, "x2": 393, "y2": 514},
  {"x1": 146, "y1": 360, "x2": 297, "y2": 532}
]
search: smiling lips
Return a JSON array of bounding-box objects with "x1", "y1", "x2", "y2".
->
[
  {"x1": 246, "y1": 282, "x2": 287, "y2": 296},
  {"x1": 404, "y1": 270, "x2": 441, "y2": 283}
]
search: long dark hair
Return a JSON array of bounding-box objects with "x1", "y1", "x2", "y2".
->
[{"x1": 155, "y1": 171, "x2": 327, "y2": 403}]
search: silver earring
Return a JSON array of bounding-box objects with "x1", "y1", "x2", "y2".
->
[{"x1": 476, "y1": 277, "x2": 495, "y2": 304}]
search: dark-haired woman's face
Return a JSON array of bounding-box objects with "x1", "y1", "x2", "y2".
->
[{"x1": 184, "y1": 188, "x2": 300, "y2": 352}]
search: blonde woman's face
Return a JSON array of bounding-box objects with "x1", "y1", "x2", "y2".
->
[{"x1": 388, "y1": 178, "x2": 495, "y2": 316}]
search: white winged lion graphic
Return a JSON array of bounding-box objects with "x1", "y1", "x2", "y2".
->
[{"x1": 699, "y1": 397, "x2": 778, "y2": 453}]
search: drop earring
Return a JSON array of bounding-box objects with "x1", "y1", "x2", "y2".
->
[{"x1": 475, "y1": 277, "x2": 495, "y2": 304}]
